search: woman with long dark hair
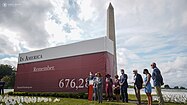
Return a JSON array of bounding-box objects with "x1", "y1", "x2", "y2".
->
[{"x1": 143, "y1": 69, "x2": 152, "y2": 105}]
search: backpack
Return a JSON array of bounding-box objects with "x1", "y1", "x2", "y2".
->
[{"x1": 160, "y1": 75, "x2": 164, "y2": 86}]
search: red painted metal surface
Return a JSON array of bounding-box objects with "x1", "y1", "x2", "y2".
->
[{"x1": 14, "y1": 52, "x2": 114, "y2": 92}]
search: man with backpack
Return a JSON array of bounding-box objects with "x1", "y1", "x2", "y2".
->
[{"x1": 151, "y1": 62, "x2": 164, "y2": 105}]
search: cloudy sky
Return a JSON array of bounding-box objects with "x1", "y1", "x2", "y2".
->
[{"x1": 0, "y1": 0, "x2": 187, "y2": 87}]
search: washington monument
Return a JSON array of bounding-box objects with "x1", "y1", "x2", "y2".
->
[{"x1": 107, "y1": 3, "x2": 117, "y2": 75}]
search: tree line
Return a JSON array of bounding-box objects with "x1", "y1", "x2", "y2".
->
[
  {"x1": 0, "y1": 64, "x2": 16, "y2": 89},
  {"x1": 164, "y1": 84, "x2": 186, "y2": 89}
]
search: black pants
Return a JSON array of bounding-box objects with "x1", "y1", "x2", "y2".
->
[
  {"x1": 121, "y1": 87, "x2": 128, "y2": 102},
  {"x1": 0, "y1": 87, "x2": 4, "y2": 95}
]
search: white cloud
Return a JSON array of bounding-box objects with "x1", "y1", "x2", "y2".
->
[
  {"x1": 77, "y1": 0, "x2": 95, "y2": 21},
  {"x1": 117, "y1": 48, "x2": 140, "y2": 61},
  {"x1": 0, "y1": 57, "x2": 18, "y2": 67},
  {"x1": 159, "y1": 56, "x2": 187, "y2": 87},
  {"x1": 159, "y1": 57, "x2": 187, "y2": 74},
  {"x1": 0, "y1": 29, "x2": 20, "y2": 54},
  {"x1": 182, "y1": 11, "x2": 187, "y2": 26},
  {"x1": 45, "y1": 20, "x2": 66, "y2": 46},
  {"x1": 0, "y1": 0, "x2": 52, "y2": 50},
  {"x1": 47, "y1": 0, "x2": 84, "y2": 46}
]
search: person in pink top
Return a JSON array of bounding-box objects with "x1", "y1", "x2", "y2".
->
[{"x1": 105, "y1": 74, "x2": 113, "y2": 101}]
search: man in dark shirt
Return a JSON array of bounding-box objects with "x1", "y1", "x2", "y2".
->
[
  {"x1": 151, "y1": 62, "x2": 164, "y2": 105},
  {"x1": 0, "y1": 81, "x2": 5, "y2": 95},
  {"x1": 119, "y1": 69, "x2": 128, "y2": 102},
  {"x1": 133, "y1": 70, "x2": 143, "y2": 105}
]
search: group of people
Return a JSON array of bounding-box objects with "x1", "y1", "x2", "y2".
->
[
  {"x1": 87, "y1": 72, "x2": 103, "y2": 103},
  {"x1": 87, "y1": 62, "x2": 164, "y2": 105},
  {"x1": 132, "y1": 62, "x2": 164, "y2": 105}
]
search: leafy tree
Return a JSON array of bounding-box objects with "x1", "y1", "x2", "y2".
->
[
  {"x1": 174, "y1": 86, "x2": 179, "y2": 89},
  {"x1": 0, "y1": 64, "x2": 16, "y2": 88},
  {"x1": 10, "y1": 71, "x2": 16, "y2": 88},
  {"x1": 1, "y1": 75, "x2": 11, "y2": 88},
  {"x1": 164, "y1": 84, "x2": 170, "y2": 89},
  {"x1": 180, "y1": 86, "x2": 185, "y2": 89},
  {"x1": 0, "y1": 64, "x2": 15, "y2": 79}
]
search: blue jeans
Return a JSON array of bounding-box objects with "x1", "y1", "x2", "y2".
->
[
  {"x1": 93, "y1": 87, "x2": 97, "y2": 101},
  {"x1": 121, "y1": 86, "x2": 128, "y2": 102},
  {"x1": 97, "y1": 86, "x2": 103, "y2": 103}
]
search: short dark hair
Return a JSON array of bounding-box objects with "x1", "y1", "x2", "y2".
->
[
  {"x1": 151, "y1": 62, "x2": 156, "y2": 66},
  {"x1": 115, "y1": 75, "x2": 119, "y2": 79}
]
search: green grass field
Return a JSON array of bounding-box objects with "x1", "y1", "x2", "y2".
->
[
  {"x1": 25, "y1": 98, "x2": 186, "y2": 105},
  {"x1": 1, "y1": 93, "x2": 187, "y2": 105},
  {"x1": 23, "y1": 94, "x2": 187, "y2": 105}
]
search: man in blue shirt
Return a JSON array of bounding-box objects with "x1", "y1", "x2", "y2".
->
[
  {"x1": 151, "y1": 62, "x2": 164, "y2": 105},
  {"x1": 119, "y1": 69, "x2": 128, "y2": 103}
]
